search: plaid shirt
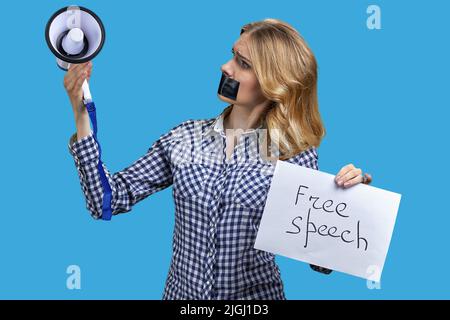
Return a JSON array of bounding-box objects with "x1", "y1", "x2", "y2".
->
[{"x1": 68, "y1": 105, "x2": 325, "y2": 300}]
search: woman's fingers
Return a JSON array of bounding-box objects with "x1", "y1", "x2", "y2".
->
[
  {"x1": 340, "y1": 174, "x2": 363, "y2": 188},
  {"x1": 335, "y1": 164, "x2": 355, "y2": 184},
  {"x1": 69, "y1": 61, "x2": 91, "y2": 71},
  {"x1": 66, "y1": 63, "x2": 92, "y2": 92},
  {"x1": 86, "y1": 68, "x2": 92, "y2": 81},
  {"x1": 66, "y1": 63, "x2": 84, "y2": 83},
  {"x1": 336, "y1": 167, "x2": 362, "y2": 187},
  {"x1": 66, "y1": 70, "x2": 82, "y2": 92},
  {"x1": 335, "y1": 163, "x2": 354, "y2": 181},
  {"x1": 342, "y1": 167, "x2": 362, "y2": 183},
  {"x1": 67, "y1": 62, "x2": 91, "y2": 81},
  {"x1": 342, "y1": 172, "x2": 372, "y2": 188},
  {"x1": 73, "y1": 71, "x2": 88, "y2": 94},
  {"x1": 68, "y1": 63, "x2": 81, "y2": 71},
  {"x1": 66, "y1": 67, "x2": 87, "y2": 92},
  {"x1": 335, "y1": 163, "x2": 373, "y2": 189},
  {"x1": 73, "y1": 63, "x2": 91, "y2": 82},
  {"x1": 65, "y1": 64, "x2": 82, "y2": 89}
]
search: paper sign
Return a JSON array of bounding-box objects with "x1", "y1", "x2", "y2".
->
[{"x1": 254, "y1": 160, "x2": 401, "y2": 282}]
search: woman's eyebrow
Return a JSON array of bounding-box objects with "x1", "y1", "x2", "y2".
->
[{"x1": 232, "y1": 46, "x2": 251, "y2": 63}]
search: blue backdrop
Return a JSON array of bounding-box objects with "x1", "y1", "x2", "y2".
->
[{"x1": 0, "y1": 0, "x2": 448, "y2": 299}]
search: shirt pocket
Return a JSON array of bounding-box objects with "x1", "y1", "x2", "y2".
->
[
  {"x1": 172, "y1": 163, "x2": 209, "y2": 199},
  {"x1": 233, "y1": 164, "x2": 274, "y2": 210}
]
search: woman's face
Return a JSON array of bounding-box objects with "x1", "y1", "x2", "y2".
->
[{"x1": 219, "y1": 33, "x2": 267, "y2": 107}]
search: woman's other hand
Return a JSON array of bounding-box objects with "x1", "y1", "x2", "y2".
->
[
  {"x1": 63, "y1": 61, "x2": 92, "y2": 116},
  {"x1": 335, "y1": 163, "x2": 372, "y2": 188}
]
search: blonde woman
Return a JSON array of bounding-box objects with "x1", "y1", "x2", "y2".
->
[{"x1": 64, "y1": 19, "x2": 372, "y2": 300}]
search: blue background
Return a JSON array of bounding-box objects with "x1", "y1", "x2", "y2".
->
[{"x1": 0, "y1": 0, "x2": 448, "y2": 299}]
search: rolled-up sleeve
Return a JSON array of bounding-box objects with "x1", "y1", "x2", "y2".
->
[{"x1": 68, "y1": 124, "x2": 180, "y2": 219}]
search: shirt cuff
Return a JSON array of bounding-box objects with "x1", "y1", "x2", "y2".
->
[{"x1": 68, "y1": 131, "x2": 99, "y2": 165}]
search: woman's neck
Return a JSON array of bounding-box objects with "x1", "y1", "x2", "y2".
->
[{"x1": 224, "y1": 101, "x2": 271, "y2": 132}]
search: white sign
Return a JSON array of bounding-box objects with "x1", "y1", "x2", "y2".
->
[{"x1": 254, "y1": 160, "x2": 401, "y2": 282}]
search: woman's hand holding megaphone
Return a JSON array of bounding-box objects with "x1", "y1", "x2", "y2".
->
[{"x1": 64, "y1": 61, "x2": 92, "y2": 140}]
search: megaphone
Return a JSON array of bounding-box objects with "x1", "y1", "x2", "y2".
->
[
  {"x1": 45, "y1": 5, "x2": 105, "y2": 102},
  {"x1": 45, "y1": 6, "x2": 112, "y2": 221}
]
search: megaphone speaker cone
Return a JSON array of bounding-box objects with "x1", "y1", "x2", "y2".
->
[{"x1": 45, "y1": 6, "x2": 105, "y2": 68}]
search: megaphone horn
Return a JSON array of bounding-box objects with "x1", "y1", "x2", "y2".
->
[{"x1": 45, "y1": 5, "x2": 105, "y2": 101}]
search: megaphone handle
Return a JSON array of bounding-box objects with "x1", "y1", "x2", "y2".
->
[{"x1": 82, "y1": 79, "x2": 92, "y2": 102}]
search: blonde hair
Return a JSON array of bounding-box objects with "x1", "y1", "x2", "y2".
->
[{"x1": 240, "y1": 18, "x2": 325, "y2": 160}]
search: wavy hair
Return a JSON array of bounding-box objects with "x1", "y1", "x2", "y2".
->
[{"x1": 240, "y1": 18, "x2": 325, "y2": 160}]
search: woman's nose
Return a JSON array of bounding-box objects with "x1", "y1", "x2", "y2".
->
[{"x1": 221, "y1": 61, "x2": 233, "y2": 77}]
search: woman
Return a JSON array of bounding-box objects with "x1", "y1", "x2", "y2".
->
[{"x1": 64, "y1": 18, "x2": 372, "y2": 300}]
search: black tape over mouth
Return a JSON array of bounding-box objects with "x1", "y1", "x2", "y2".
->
[{"x1": 218, "y1": 73, "x2": 240, "y2": 101}]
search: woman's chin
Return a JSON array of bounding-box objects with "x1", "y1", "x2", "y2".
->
[{"x1": 217, "y1": 94, "x2": 236, "y2": 104}]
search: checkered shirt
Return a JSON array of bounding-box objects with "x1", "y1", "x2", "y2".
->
[{"x1": 68, "y1": 105, "x2": 326, "y2": 300}]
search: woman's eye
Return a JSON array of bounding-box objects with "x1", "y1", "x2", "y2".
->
[
  {"x1": 240, "y1": 60, "x2": 250, "y2": 69},
  {"x1": 231, "y1": 49, "x2": 250, "y2": 69}
]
